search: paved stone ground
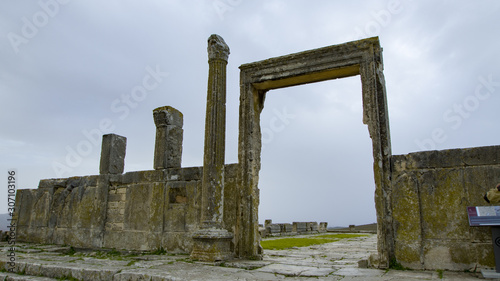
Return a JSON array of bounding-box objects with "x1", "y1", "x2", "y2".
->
[{"x1": 0, "y1": 234, "x2": 485, "y2": 280}]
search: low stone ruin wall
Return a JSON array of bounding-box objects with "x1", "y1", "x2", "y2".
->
[
  {"x1": 14, "y1": 164, "x2": 238, "y2": 253},
  {"x1": 260, "y1": 220, "x2": 328, "y2": 237},
  {"x1": 391, "y1": 145, "x2": 500, "y2": 270}
]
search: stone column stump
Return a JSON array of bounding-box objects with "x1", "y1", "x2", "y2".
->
[
  {"x1": 153, "y1": 106, "x2": 183, "y2": 169},
  {"x1": 99, "y1": 134, "x2": 127, "y2": 175}
]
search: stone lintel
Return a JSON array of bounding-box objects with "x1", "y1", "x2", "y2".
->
[{"x1": 99, "y1": 134, "x2": 126, "y2": 175}]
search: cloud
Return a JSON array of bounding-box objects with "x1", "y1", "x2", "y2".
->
[{"x1": 1, "y1": 1, "x2": 499, "y2": 227}]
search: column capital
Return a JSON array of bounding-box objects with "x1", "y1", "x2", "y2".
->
[
  {"x1": 153, "y1": 106, "x2": 183, "y2": 128},
  {"x1": 208, "y1": 34, "x2": 230, "y2": 62}
]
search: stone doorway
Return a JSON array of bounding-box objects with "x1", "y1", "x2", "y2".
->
[{"x1": 235, "y1": 37, "x2": 393, "y2": 268}]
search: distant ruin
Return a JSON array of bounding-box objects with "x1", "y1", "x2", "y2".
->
[
  {"x1": 260, "y1": 220, "x2": 328, "y2": 238},
  {"x1": 14, "y1": 35, "x2": 500, "y2": 271}
]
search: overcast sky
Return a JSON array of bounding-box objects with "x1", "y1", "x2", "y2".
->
[{"x1": 1, "y1": 1, "x2": 499, "y2": 227}]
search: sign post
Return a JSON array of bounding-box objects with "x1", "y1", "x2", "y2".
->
[{"x1": 467, "y1": 206, "x2": 500, "y2": 278}]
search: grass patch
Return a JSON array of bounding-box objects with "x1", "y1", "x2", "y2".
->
[
  {"x1": 151, "y1": 247, "x2": 167, "y2": 255},
  {"x1": 389, "y1": 258, "x2": 410, "y2": 271},
  {"x1": 67, "y1": 247, "x2": 76, "y2": 256},
  {"x1": 260, "y1": 233, "x2": 368, "y2": 250},
  {"x1": 92, "y1": 249, "x2": 125, "y2": 260},
  {"x1": 56, "y1": 274, "x2": 80, "y2": 281},
  {"x1": 314, "y1": 233, "x2": 368, "y2": 239}
]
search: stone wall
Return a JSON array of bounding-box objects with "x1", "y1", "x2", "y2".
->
[
  {"x1": 391, "y1": 145, "x2": 500, "y2": 270},
  {"x1": 15, "y1": 163, "x2": 238, "y2": 253}
]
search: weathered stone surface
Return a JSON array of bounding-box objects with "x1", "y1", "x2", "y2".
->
[
  {"x1": 268, "y1": 224, "x2": 281, "y2": 234},
  {"x1": 391, "y1": 145, "x2": 500, "y2": 270},
  {"x1": 293, "y1": 222, "x2": 307, "y2": 233},
  {"x1": 223, "y1": 163, "x2": 239, "y2": 240},
  {"x1": 99, "y1": 134, "x2": 126, "y2": 175},
  {"x1": 264, "y1": 219, "x2": 272, "y2": 228},
  {"x1": 153, "y1": 106, "x2": 183, "y2": 169},
  {"x1": 310, "y1": 222, "x2": 318, "y2": 232},
  {"x1": 391, "y1": 171, "x2": 422, "y2": 269},
  {"x1": 167, "y1": 166, "x2": 202, "y2": 181},
  {"x1": 191, "y1": 226, "x2": 233, "y2": 259},
  {"x1": 319, "y1": 222, "x2": 328, "y2": 232}
]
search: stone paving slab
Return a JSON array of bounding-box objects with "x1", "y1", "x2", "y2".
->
[
  {"x1": 0, "y1": 234, "x2": 485, "y2": 280},
  {"x1": 0, "y1": 274, "x2": 58, "y2": 281},
  {"x1": 256, "y1": 263, "x2": 335, "y2": 277}
]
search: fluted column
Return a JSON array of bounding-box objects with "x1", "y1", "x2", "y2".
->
[
  {"x1": 201, "y1": 34, "x2": 229, "y2": 227},
  {"x1": 191, "y1": 34, "x2": 233, "y2": 262}
]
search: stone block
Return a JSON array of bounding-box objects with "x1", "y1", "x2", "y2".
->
[
  {"x1": 306, "y1": 222, "x2": 312, "y2": 232},
  {"x1": 165, "y1": 204, "x2": 186, "y2": 232},
  {"x1": 269, "y1": 224, "x2": 281, "y2": 234},
  {"x1": 419, "y1": 168, "x2": 469, "y2": 240},
  {"x1": 293, "y1": 222, "x2": 307, "y2": 233},
  {"x1": 259, "y1": 226, "x2": 267, "y2": 238},
  {"x1": 38, "y1": 178, "x2": 67, "y2": 190},
  {"x1": 283, "y1": 223, "x2": 293, "y2": 232},
  {"x1": 264, "y1": 219, "x2": 272, "y2": 228},
  {"x1": 121, "y1": 170, "x2": 164, "y2": 184},
  {"x1": 391, "y1": 170, "x2": 423, "y2": 267},
  {"x1": 124, "y1": 183, "x2": 164, "y2": 232},
  {"x1": 422, "y1": 239, "x2": 482, "y2": 271},
  {"x1": 465, "y1": 166, "x2": 500, "y2": 208},
  {"x1": 463, "y1": 145, "x2": 500, "y2": 166},
  {"x1": 168, "y1": 185, "x2": 187, "y2": 204},
  {"x1": 108, "y1": 192, "x2": 125, "y2": 202},
  {"x1": 310, "y1": 222, "x2": 318, "y2": 231},
  {"x1": 319, "y1": 222, "x2": 328, "y2": 232},
  {"x1": 163, "y1": 231, "x2": 193, "y2": 253},
  {"x1": 167, "y1": 167, "x2": 203, "y2": 181},
  {"x1": 223, "y1": 166, "x2": 238, "y2": 233},
  {"x1": 99, "y1": 134, "x2": 126, "y2": 175}
]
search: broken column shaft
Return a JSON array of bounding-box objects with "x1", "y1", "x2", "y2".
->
[
  {"x1": 99, "y1": 134, "x2": 127, "y2": 175},
  {"x1": 191, "y1": 34, "x2": 233, "y2": 262},
  {"x1": 153, "y1": 106, "x2": 183, "y2": 169}
]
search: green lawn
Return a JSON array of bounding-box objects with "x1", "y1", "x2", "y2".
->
[{"x1": 260, "y1": 233, "x2": 368, "y2": 250}]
